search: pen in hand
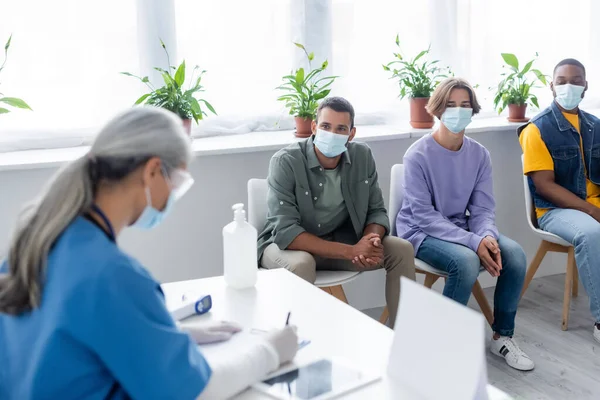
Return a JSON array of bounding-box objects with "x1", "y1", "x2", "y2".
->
[{"x1": 285, "y1": 311, "x2": 291, "y2": 326}]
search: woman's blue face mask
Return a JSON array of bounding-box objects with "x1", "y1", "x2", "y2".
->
[
  {"x1": 133, "y1": 168, "x2": 194, "y2": 230},
  {"x1": 440, "y1": 107, "x2": 473, "y2": 134}
]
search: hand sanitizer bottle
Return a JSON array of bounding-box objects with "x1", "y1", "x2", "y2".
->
[{"x1": 223, "y1": 203, "x2": 258, "y2": 288}]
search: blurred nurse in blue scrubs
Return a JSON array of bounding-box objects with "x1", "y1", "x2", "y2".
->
[{"x1": 0, "y1": 107, "x2": 297, "y2": 400}]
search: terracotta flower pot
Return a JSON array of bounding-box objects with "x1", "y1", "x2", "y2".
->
[
  {"x1": 182, "y1": 118, "x2": 192, "y2": 135},
  {"x1": 294, "y1": 117, "x2": 313, "y2": 138},
  {"x1": 507, "y1": 104, "x2": 529, "y2": 123},
  {"x1": 409, "y1": 97, "x2": 434, "y2": 129}
]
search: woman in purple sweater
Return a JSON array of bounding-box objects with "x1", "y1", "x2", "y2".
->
[{"x1": 396, "y1": 77, "x2": 534, "y2": 371}]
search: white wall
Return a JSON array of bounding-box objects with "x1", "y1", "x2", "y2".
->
[{"x1": 0, "y1": 128, "x2": 567, "y2": 310}]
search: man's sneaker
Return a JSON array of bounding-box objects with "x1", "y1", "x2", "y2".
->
[
  {"x1": 489, "y1": 336, "x2": 535, "y2": 371},
  {"x1": 594, "y1": 325, "x2": 600, "y2": 344}
]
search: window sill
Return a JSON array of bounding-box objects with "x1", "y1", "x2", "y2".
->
[{"x1": 0, "y1": 116, "x2": 521, "y2": 172}]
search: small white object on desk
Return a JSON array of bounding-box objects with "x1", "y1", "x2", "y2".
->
[{"x1": 167, "y1": 294, "x2": 212, "y2": 321}]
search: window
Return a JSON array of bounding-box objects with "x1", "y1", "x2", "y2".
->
[
  {"x1": 331, "y1": 0, "x2": 434, "y2": 121},
  {"x1": 175, "y1": 0, "x2": 293, "y2": 118},
  {"x1": 2, "y1": 0, "x2": 600, "y2": 152},
  {"x1": 330, "y1": 0, "x2": 600, "y2": 119},
  {"x1": 456, "y1": 0, "x2": 597, "y2": 114},
  {"x1": 0, "y1": 0, "x2": 140, "y2": 133}
]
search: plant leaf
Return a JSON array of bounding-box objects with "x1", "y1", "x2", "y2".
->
[
  {"x1": 0, "y1": 97, "x2": 32, "y2": 110},
  {"x1": 501, "y1": 53, "x2": 519, "y2": 71},
  {"x1": 174, "y1": 61, "x2": 186, "y2": 87},
  {"x1": 532, "y1": 69, "x2": 547, "y2": 85},
  {"x1": 294, "y1": 42, "x2": 305, "y2": 50},
  {"x1": 295, "y1": 68, "x2": 305, "y2": 84},
  {"x1": 4, "y1": 34, "x2": 12, "y2": 51},
  {"x1": 308, "y1": 52, "x2": 314, "y2": 61},
  {"x1": 413, "y1": 49, "x2": 428, "y2": 63},
  {"x1": 0, "y1": 107, "x2": 9, "y2": 114},
  {"x1": 189, "y1": 97, "x2": 201, "y2": 115},
  {"x1": 200, "y1": 99, "x2": 217, "y2": 115},
  {"x1": 314, "y1": 89, "x2": 331, "y2": 101},
  {"x1": 159, "y1": 71, "x2": 175, "y2": 87},
  {"x1": 134, "y1": 93, "x2": 151, "y2": 105},
  {"x1": 521, "y1": 59, "x2": 534, "y2": 75}
]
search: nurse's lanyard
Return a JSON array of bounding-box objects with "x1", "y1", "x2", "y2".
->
[{"x1": 90, "y1": 204, "x2": 116, "y2": 241}]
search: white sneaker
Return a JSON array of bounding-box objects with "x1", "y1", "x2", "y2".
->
[
  {"x1": 594, "y1": 325, "x2": 600, "y2": 344},
  {"x1": 489, "y1": 336, "x2": 535, "y2": 371}
]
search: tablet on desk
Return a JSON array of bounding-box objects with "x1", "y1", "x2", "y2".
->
[{"x1": 253, "y1": 358, "x2": 380, "y2": 400}]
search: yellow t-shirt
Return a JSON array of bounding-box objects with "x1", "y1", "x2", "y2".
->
[{"x1": 519, "y1": 112, "x2": 600, "y2": 218}]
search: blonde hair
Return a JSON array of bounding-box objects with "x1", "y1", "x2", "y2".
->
[
  {"x1": 0, "y1": 107, "x2": 192, "y2": 315},
  {"x1": 426, "y1": 77, "x2": 481, "y2": 118}
]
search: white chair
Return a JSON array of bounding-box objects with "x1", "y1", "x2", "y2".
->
[
  {"x1": 247, "y1": 178, "x2": 362, "y2": 305},
  {"x1": 382, "y1": 163, "x2": 494, "y2": 327},
  {"x1": 520, "y1": 156, "x2": 578, "y2": 331}
]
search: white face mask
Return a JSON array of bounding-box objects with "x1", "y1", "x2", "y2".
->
[
  {"x1": 554, "y1": 83, "x2": 585, "y2": 111},
  {"x1": 440, "y1": 107, "x2": 473, "y2": 134},
  {"x1": 313, "y1": 128, "x2": 349, "y2": 158}
]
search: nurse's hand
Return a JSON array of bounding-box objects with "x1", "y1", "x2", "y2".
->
[
  {"x1": 265, "y1": 325, "x2": 298, "y2": 365},
  {"x1": 178, "y1": 320, "x2": 242, "y2": 344}
]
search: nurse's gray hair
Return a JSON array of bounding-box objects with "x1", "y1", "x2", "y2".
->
[{"x1": 0, "y1": 107, "x2": 193, "y2": 315}]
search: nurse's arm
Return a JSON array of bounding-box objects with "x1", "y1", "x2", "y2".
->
[{"x1": 196, "y1": 338, "x2": 279, "y2": 399}]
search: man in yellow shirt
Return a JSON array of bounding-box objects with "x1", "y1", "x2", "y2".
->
[{"x1": 518, "y1": 59, "x2": 600, "y2": 343}]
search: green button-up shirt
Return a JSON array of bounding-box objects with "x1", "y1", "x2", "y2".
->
[{"x1": 257, "y1": 136, "x2": 390, "y2": 259}]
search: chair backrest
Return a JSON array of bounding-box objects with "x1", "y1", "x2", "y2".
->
[
  {"x1": 388, "y1": 164, "x2": 405, "y2": 236},
  {"x1": 521, "y1": 155, "x2": 539, "y2": 230},
  {"x1": 247, "y1": 178, "x2": 268, "y2": 231}
]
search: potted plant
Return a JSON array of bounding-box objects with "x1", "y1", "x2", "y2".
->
[
  {"x1": 383, "y1": 35, "x2": 450, "y2": 129},
  {"x1": 276, "y1": 43, "x2": 338, "y2": 138},
  {"x1": 492, "y1": 53, "x2": 547, "y2": 122},
  {"x1": 122, "y1": 40, "x2": 216, "y2": 135},
  {"x1": 0, "y1": 35, "x2": 32, "y2": 115}
]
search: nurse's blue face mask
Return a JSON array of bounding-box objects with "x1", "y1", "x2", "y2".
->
[{"x1": 133, "y1": 166, "x2": 194, "y2": 230}]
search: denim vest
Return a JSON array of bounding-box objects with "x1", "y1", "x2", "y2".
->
[{"x1": 517, "y1": 101, "x2": 600, "y2": 210}]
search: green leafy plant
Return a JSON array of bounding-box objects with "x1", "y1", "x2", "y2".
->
[
  {"x1": 121, "y1": 40, "x2": 216, "y2": 123},
  {"x1": 276, "y1": 43, "x2": 338, "y2": 120},
  {"x1": 383, "y1": 35, "x2": 451, "y2": 99},
  {"x1": 492, "y1": 53, "x2": 547, "y2": 114},
  {"x1": 0, "y1": 35, "x2": 32, "y2": 114}
]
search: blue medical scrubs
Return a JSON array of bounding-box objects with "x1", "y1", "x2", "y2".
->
[{"x1": 0, "y1": 216, "x2": 211, "y2": 399}]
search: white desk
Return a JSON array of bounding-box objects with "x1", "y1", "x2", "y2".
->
[{"x1": 161, "y1": 269, "x2": 511, "y2": 400}]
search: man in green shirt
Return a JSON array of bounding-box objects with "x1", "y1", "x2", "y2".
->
[{"x1": 258, "y1": 97, "x2": 415, "y2": 327}]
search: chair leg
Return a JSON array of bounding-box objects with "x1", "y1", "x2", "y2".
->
[
  {"x1": 472, "y1": 280, "x2": 494, "y2": 328},
  {"x1": 328, "y1": 285, "x2": 349, "y2": 304},
  {"x1": 520, "y1": 241, "x2": 549, "y2": 298},
  {"x1": 379, "y1": 307, "x2": 389, "y2": 325},
  {"x1": 572, "y1": 253, "x2": 579, "y2": 298},
  {"x1": 423, "y1": 273, "x2": 439, "y2": 289},
  {"x1": 563, "y1": 247, "x2": 576, "y2": 331}
]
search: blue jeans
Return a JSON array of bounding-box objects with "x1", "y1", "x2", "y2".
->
[
  {"x1": 416, "y1": 234, "x2": 526, "y2": 336},
  {"x1": 539, "y1": 208, "x2": 600, "y2": 322}
]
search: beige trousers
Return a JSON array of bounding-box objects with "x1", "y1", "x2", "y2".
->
[{"x1": 261, "y1": 236, "x2": 416, "y2": 327}]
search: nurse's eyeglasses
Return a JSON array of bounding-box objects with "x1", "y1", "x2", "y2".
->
[{"x1": 161, "y1": 166, "x2": 194, "y2": 201}]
